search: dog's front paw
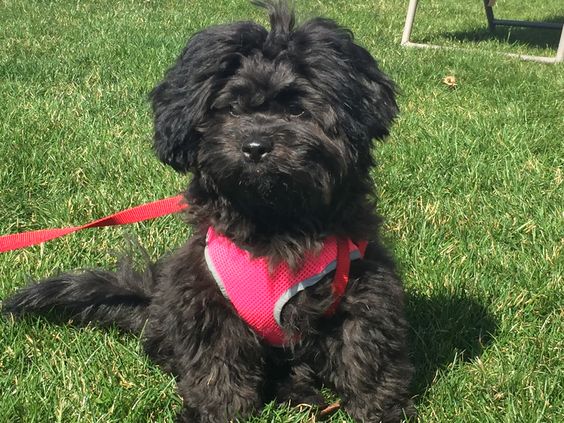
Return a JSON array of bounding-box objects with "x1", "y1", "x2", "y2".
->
[
  {"x1": 344, "y1": 397, "x2": 416, "y2": 423},
  {"x1": 277, "y1": 385, "x2": 328, "y2": 410}
]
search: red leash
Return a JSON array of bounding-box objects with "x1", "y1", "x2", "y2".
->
[{"x1": 0, "y1": 195, "x2": 187, "y2": 253}]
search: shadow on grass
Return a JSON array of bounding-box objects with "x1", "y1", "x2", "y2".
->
[
  {"x1": 406, "y1": 292, "x2": 498, "y2": 399},
  {"x1": 446, "y1": 16, "x2": 563, "y2": 51}
]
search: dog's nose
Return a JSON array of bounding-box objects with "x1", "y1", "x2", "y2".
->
[{"x1": 241, "y1": 139, "x2": 273, "y2": 162}]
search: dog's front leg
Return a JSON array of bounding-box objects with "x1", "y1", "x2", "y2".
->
[
  {"x1": 171, "y1": 309, "x2": 266, "y2": 423},
  {"x1": 318, "y1": 266, "x2": 415, "y2": 422}
]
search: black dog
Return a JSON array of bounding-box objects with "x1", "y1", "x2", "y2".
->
[{"x1": 3, "y1": 1, "x2": 414, "y2": 421}]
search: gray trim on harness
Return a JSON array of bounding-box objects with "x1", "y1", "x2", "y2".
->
[{"x1": 204, "y1": 242, "x2": 230, "y2": 299}]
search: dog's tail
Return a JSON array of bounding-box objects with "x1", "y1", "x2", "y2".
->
[{"x1": 2, "y1": 258, "x2": 156, "y2": 334}]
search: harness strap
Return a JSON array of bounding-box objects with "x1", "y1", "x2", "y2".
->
[{"x1": 325, "y1": 239, "x2": 368, "y2": 316}]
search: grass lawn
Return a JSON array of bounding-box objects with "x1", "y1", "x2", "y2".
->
[{"x1": 1, "y1": 0, "x2": 562, "y2": 421}]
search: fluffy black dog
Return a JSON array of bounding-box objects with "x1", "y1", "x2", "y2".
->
[{"x1": 3, "y1": 1, "x2": 414, "y2": 421}]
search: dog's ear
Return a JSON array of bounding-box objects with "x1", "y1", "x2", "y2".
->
[
  {"x1": 296, "y1": 18, "x2": 398, "y2": 142},
  {"x1": 345, "y1": 40, "x2": 398, "y2": 141},
  {"x1": 150, "y1": 23, "x2": 267, "y2": 172}
]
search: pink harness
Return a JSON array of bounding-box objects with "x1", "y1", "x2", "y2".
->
[{"x1": 204, "y1": 227, "x2": 367, "y2": 346}]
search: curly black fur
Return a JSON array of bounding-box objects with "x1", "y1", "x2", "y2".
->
[{"x1": 3, "y1": 1, "x2": 415, "y2": 421}]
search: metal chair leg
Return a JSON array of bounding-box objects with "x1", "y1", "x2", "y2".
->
[
  {"x1": 555, "y1": 26, "x2": 564, "y2": 62},
  {"x1": 484, "y1": 0, "x2": 496, "y2": 31},
  {"x1": 401, "y1": 0, "x2": 419, "y2": 46}
]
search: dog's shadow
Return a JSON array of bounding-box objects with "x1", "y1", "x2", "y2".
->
[{"x1": 406, "y1": 292, "x2": 497, "y2": 399}]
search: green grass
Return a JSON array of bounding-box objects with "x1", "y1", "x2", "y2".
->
[{"x1": 1, "y1": 0, "x2": 562, "y2": 421}]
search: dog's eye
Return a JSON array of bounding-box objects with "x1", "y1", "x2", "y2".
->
[
  {"x1": 288, "y1": 104, "x2": 305, "y2": 118},
  {"x1": 229, "y1": 104, "x2": 240, "y2": 117}
]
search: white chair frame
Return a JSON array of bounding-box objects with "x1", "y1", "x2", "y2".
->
[{"x1": 401, "y1": 0, "x2": 564, "y2": 64}]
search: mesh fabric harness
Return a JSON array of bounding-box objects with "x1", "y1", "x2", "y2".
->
[{"x1": 204, "y1": 227, "x2": 367, "y2": 346}]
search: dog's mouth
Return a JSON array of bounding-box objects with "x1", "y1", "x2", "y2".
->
[
  {"x1": 206, "y1": 153, "x2": 333, "y2": 223},
  {"x1": 237, "y1": 165, "x2": 328, "y2": 206}
]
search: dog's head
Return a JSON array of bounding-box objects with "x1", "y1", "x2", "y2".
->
[{"x1": 151, "y1": 0, "x2": 397, "y2": 235}]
